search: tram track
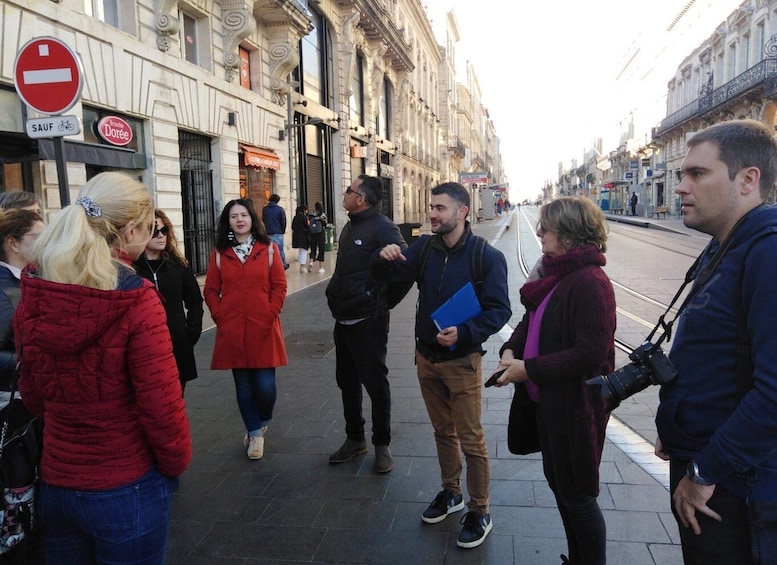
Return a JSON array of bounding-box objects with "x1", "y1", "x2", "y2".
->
[{"x1": 515, "y1": 207, "x2": 694, "y2": 353}]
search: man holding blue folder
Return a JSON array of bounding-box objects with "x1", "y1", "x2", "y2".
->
[{"x1": 375, "y1": 182, "x2": 511, "y2": 548}]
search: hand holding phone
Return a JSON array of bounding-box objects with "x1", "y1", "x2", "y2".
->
[{"x1": 484, "y1": 368, "x2": 506, "y2": 387}]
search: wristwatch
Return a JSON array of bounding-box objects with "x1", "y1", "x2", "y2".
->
[{"x1": 687, "y1": 460, "x2": 714, "y2": 486}]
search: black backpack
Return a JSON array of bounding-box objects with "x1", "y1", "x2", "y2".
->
[{"x1": 309, "y1": 215, "x2": 323, "y2": 234}]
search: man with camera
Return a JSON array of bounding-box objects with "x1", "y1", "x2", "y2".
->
[{"x1": 654, "y1": 119, "x2": 777, "y2": 564}]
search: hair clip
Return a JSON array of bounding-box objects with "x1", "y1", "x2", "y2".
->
[{"x1": 76, "y1": 196, "x2": 102, "y2": 218}]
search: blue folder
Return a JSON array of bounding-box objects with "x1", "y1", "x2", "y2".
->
[{"x1": 431, "y1": 282, "x2": 482, "y2": 332}]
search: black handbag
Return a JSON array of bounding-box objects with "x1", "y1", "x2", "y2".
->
[
  {"x1": 507, "y1": 381, "x2": 541, "y2": 455},
  {"x1": 0, "y1": 362, "x2": 43, "y2": 555}
]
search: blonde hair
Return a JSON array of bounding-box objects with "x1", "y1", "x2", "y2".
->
[
  {"x1": 34, "y1": 172, "x2": 154, "y2": 290},
  {"x1": 539, "y1": 196, "x2": 609, "y2": 253}
]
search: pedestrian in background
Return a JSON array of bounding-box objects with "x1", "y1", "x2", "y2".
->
[
  {"x1": 496, "y1": 196, "x2": 615, "y2": 565},
  {"x1": 0, "y1": 192, "x2": 42, "y2": 217},
  {"x1": 326, "y1": 175, "x2": 405, "y2": 474},
  {"x1": 376, "y1": 182, "x2": 511, "y2": 549},
  {"x1": 291, "y1": 205, "x2": 310, "y2": 273},
  {"x1": 630, "y1": 191, "x2": 638, "y2": 216},
  {"x1": 0, "y1": 208, "x2": 45, "y2": 565},
  {"x1": 655, "y1": 119, "x2": 777, "y2": 564},
  {"x1": 262, "y1": 194, "x2": 289, "y2": 270},
  {"x1": 134, "y1": 209, "x2": 203, "y2": 395},
  {"x1": 0, "y1": 209, "x2": 43, "y2": 397},
  {"x1": 14, "y1": 172, "x2": 191, "y2": 565},
  {"x1": 308, "y1": 201, "x2": 327, "y2": 274},
  {"x1": 204, "y1": 199, "x2": 287, "y2": 460}
]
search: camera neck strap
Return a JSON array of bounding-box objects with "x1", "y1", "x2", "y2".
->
[{"x1": 645, "y1": 206, "x2": 760, "y2": 350}]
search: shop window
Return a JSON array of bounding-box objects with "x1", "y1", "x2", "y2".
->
[
  {"x1": 84, "y1": 0, "x2": 135, "y2": 34},
  {"x1": 350, "y1": 54, "x2": 364, "y2": 127},
  {"x1": 182, "y1": 12, "x2": 199, "y2": 64},
  {"x1": 239, "y1": 47, "x2": 251, "y2": 89},
  {"x1": 178, "y1": 9, "x2": 212, "y2": 69}
]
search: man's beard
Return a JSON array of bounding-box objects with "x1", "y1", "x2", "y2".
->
[{"x1": 432, "y1": 218, "x2": 457, "y2": 235}]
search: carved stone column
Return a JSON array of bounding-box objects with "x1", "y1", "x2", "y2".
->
[
  {"x1": 342, "y1": 11, "x2": 360, "y2": 97},
  {"x1": 369, "y1": 44, "x2": 388, "y2": 117},
  {"x1": 267, "y1": 25, "x2": 302, "y2": 105},
  {"x1": 155, "y1": 0, "x2": 180, "y2": 52},
  {"x1": 223, "y1": 0, "x2": 256, "y2": 82}
]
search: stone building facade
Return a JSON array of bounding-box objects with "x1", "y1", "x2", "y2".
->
[{"x1": 0, "y1": 0, "x2": 505, "y2": 274}]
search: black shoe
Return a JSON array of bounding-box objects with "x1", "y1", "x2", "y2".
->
[
  {"x1": 421, "y1": 489, "x2": 465, "y2": 524},
  {"x1": 328, "y1": 439, "x2": 367, "y2": 463},
  {"x1": 456, "y1": 511, "x2": 492, "y2": 548},
  {"x1": 374, "y1": 445, "x2": 393, "y2": 473}
]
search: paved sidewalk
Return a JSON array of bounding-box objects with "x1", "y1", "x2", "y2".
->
[{"x1": 168, "y1": 214, "x2": 681, "y2": 565}]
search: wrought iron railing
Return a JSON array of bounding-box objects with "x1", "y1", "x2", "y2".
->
[{"x1": 699, "y1": 58, "x2": 777, "y2": 113}]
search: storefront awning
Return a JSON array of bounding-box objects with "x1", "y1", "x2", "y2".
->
[
  {"x1": 241, "y1": 145, "x2": 281, "y2": 170},
  {"x1": 38, "y1": 138, "x2": 138, "y2": 169}
]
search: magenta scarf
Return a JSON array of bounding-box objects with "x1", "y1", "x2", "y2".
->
[
  {"x1": 520, "y1": 244, "x2": 605, "y2": 310},
  {"x1": 523, "y1": 285, "x2": 557, "y2": 402}
]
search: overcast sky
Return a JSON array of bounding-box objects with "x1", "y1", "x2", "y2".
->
[{"x1": 424, "y1": 0, "x2": 742, "y2": 202}]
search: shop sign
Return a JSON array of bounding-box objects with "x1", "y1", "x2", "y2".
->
[
  {"x1": 379, "y1": 163, "x2": 394, "y2": 178},
  {"x1": 97, "y1": 116, "x2": 133, "y2": 146},
  {"x1": 242, "y1": 145, "x2": 281, "y2": 170},
  {"x1": 351, "y1": 145, "x2": 365, "y2": 158},
  {"x1": 459, "y1": 171, "x2": 489, "y2": 185}
]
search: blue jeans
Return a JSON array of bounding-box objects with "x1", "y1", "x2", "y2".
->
[
  {"x1": 268, "y1": 234, "x2": 287, "y2": 267},
  {"x1": 38, "y1": 468, "x2": 177, "y2": 565},
  {"x1": 232, "y1": 368, "x2": 276, "y2": 436}
]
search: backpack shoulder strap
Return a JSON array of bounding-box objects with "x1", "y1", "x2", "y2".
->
[
  {"x1": 470, "y1": 235, "x2": 487, "y2": 291},
  {"x1": 416, "y1": 236, "x2": 433, "y2": 289}
]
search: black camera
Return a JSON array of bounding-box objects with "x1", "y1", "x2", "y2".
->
[{"x1": 586, "y1": 342, "x2": 678, "y2": 411}]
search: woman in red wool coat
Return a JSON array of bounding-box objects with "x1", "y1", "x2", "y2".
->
[{"x1": 204, "y1": 198, "x2": 287, "y2": 461}]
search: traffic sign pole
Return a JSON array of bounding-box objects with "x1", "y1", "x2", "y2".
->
[{"x1": 53, "y1": 138, "x2": 69, "y2": 206}]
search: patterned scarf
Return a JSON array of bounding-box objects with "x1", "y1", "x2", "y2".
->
[
  {"x1": 233, "y1": 234, "x2": 256, "y2": 263},
  {"x1": 520, "y1": 244, "x2": 606, "y2": 310}
]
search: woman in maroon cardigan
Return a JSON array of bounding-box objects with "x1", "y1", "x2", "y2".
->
[{"x1": 494, "y1": 197, "x2": 616, "y2": 565}]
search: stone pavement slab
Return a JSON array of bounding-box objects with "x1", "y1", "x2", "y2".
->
[{"x1": 168, "y1": 212, "x2": 682, "y2": 564}]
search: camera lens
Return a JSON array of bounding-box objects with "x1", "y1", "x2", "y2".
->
[{"x1": 586, "y1": 364, "x2": 653, "y2": 411}]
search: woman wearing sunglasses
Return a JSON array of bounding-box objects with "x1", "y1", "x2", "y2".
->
[{"x1": 134, "y1": 209, "x2": 203, "y2": 395}]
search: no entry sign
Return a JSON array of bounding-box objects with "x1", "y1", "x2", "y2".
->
[{"x1": 13, "y1": 36, "x2": 84, "y2": 115}]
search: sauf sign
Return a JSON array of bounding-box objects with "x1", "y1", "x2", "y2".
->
[{"x1": 96, "y1": 116, "x2": 133, "y2": 146}]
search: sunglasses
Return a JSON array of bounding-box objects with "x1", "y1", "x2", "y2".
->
[
  {"x1": 345, "y1": 188, "x2": 365, "y2": 198},
  {"x1": 152, "y1": 226, "x2": 169, "y2": 238}
]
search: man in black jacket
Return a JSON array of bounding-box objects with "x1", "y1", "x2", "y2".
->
[{"x1": 325, "y1": 175, "x2": 406, "y2": 473}]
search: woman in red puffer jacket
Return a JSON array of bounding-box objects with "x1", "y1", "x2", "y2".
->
[{"x1": 14, "y1": 172, "x2": 191, "y2": 565}]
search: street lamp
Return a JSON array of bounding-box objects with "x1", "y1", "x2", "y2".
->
[
  {"x1": 278, "y1": 117, "x2": 322, "y2": 141},
  {"x1": 280, "y1": 116, "x2": 323, "y2": 202}
]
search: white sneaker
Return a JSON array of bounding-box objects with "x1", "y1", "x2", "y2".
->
[
  {"x1": 318, "y1": 268, "x2": 325, "y2": 274},
  {"x1": 244, "y1": 426, "x2": 268, "y2": 447},
  {"x1": 247, "y1": 435, "x2": 264, "y2": 459}
]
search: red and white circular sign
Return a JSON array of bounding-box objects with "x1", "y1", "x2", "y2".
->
[
  {"x1": 97, "y1": 116, "x2": 133, "y2": 146},
  {"x1": 13, "y1": 36, "x2": 84, "y2": 115}
]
